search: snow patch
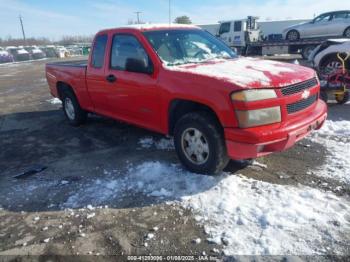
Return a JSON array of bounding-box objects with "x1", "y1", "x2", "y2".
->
[
  {"x1": 61, "y1": 161, "x2": 349, "y2": 255},
  {"x1": 310, "y1": 120, "x2": 350, "y2": 184},
  {"x1": 47, "y1": 98, "x2": 62, "y2": 105},
  {"x1": 138, "y1": 137, "x2": 174, "y2": 150}
]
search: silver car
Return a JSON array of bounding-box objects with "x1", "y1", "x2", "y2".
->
[{"x1": 283, "y1": 10, "x2": 350, "y2": 41}]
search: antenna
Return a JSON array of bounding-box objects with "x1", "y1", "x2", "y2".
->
[
  {"x1": 19, "y1": 15, "x2": 26, "y2": 43},
  {"x1": 168, "y1": 0, "x2": 171, "y2": 25},
  {"x1": 135, "y1": 11, "x2": 142, "y2": 24}
]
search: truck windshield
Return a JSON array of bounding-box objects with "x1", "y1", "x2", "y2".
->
[{"x1": 143, "y1": 29, "x2": 237, "y2": 66}]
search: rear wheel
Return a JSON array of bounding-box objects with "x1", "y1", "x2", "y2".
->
[
  {"x1": 62, "y1": 89, "x2": 87, "y2": 126},
  {"x1": 335, "y1": 92, "x2": 349, "y2": 104},
  {"x1": 286, "y1": 30, "x2": 300, "y2": 41},
  {"x1": 174, "y1": 111, "x2": 229, "y2": 175},
  {"x1": 344, "y1": 27, "x2": 350, "y2": 38}
]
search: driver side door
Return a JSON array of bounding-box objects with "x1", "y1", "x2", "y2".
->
[{"x1": 104, "y1": 33, "x2": 161, "y2": 131}]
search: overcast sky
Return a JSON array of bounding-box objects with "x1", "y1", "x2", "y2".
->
[{"x1": 0, "y1": 0, "x2": 348, "y2": 40}]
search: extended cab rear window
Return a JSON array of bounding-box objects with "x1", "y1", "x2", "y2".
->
[{"x1": 91, "y1": 34, "x2": 107, "y2": 68}]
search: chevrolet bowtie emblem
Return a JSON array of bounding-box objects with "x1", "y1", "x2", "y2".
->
[{"x1": 301, "y1": 89, "x2": 310, "y2": 99}]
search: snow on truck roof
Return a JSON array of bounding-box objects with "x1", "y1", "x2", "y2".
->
[{"x1": 99, "y1": 23, "x2": 199, "y2": 33}]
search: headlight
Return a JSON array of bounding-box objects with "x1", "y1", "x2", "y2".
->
[
  {"x1": 231, "y1": 89, "x2": 277, "y2": 102},
  {"x1": 236, "y1": 106, "x2": 281, "y2": 128}
]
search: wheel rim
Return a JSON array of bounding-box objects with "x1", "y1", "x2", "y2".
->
[
  {"x1": 324, "y1": 60, "x2": 342, "y2": 74},
  {"x1": 64, "y1": 97, "x2": 75, "y2": 120},
  {"x1": 181, "y1": 128, "x2": 209, "y2": 165},
  {"x1": 288, "y1": 31, "x2": 298, "y2": 40}
]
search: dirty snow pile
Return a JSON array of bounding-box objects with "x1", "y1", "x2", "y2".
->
[
  {"x1": 62, "y1": 161, "x2": 350, "y2": 255},
  {"x1": 47, "y1": 98, "x2": 62, "y2": 105},
  {"x1": 138, "y1": 137, "x2": 174, "y2": 150},
  {"x1": 310, "y1": 119, "x2": 350, "y2": 184}
]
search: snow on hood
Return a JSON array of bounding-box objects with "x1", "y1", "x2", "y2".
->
[
  {"x1": 165, "y1": 57, "x2": 315, "y2": 88},
  {"x1": 0, "y1": 51, "x2": 9, "y2": 56}
]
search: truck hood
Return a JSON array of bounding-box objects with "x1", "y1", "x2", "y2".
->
[{"x1": 165, "y1": 57, "x2": 315, "y2": 89}]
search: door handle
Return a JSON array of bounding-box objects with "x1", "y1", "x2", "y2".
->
[{"x1": 106, "y1": 74, "x2": 117, "y2": 83}]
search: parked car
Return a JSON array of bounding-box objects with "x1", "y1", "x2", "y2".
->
[
  {"x1": 0, "y1": 47, "x2": 14, "y2": 63},
  {"x1": 40, "y1": 45, "x2": 59, "y2": 58},
  {"x1": 46, "y1": 24, "x2": 327, "y2": 174},
  {"x1": 24, "y1": 46, "x2": 46, "y2": 60},
  {"x1": 6, "y1": 46, "x2": 30, "y2": 61},
  {"x1": 309, "y1": 39, "x2": 350, "y2": 74},
  {"x1": 55, "y1": 46, "x2": 70, "y2": 58},
  {"x1": 283, "y1": 10, "x2": 350, "y2": 41}
]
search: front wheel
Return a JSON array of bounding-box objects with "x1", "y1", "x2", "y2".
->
[
  {"x1": 62, "y1": 90, "x2": 87, "y2": 126},
  {"x1": 174, "y1": 111, "x2": 229, "y2": 175},
  {"x1": 286, "y1": 30, "x2": 300, "y2": 41}
]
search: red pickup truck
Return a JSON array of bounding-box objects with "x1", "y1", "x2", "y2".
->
[{"x1": 46, "y1": 24, "x2": 327, "y2": 174}]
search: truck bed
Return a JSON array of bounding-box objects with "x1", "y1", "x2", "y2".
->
[{"x1": 46, "y1": 59, "x2": 88, "y2": 68}]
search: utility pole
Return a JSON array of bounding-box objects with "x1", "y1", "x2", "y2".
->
[
  {"x1": 168, "y1": 0, "x2": 171, "y2": 25},
  {"x1": 19, "y1": 15, "x2": 26, "y2": 43},
  {"x1": 134, "y1": 11, "x2": 142, "y2": 24}
]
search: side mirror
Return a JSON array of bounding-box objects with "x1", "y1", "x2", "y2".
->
[{"x1": 125, "y1": 58, "x2": 153, "y2": 74}]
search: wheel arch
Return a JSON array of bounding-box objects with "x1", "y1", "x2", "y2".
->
[
  {"x1": 56, "y1": 81, "x2": 76, "y2": 100},
  {"x1": 168, "y1": 99, "x2": 222, "y2": 136},
  {"x1": 343, "y1": 26, "x2": 350, "y2": 37}
]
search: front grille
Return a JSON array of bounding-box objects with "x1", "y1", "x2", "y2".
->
[
  {"x1": 281, "y1": 77, "x2": 318, "y2": 96},
  {"x1": 287, "y1": 94, "x2": 317, "y2": 114}
]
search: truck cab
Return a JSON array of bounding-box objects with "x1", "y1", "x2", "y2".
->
[{"x1": 217, "y1": 17, "x2": 260, "y2": 50}]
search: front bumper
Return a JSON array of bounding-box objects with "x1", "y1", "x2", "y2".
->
[{"x1": 225, "y1": 100, "x2": 327, "y2": 160}]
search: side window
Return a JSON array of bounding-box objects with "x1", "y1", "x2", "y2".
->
[
  {"x1": 234, "y1": 21, "x2": 242, "y2": 32},
  {"x1": 333, "y1": 12, "x2": 348, "y2": 20},
  {"x1": 91, "y1": 34, "x2": 107, "y2": 68},
  {"x1": 219, "y1": 22, "x2": 231, "y2": 34},
  {"x1": 314, "y1": 14, "x2": 331, "y2": 23},
  {"x1": 110, "y1": 34, "x2": 152, "y2": 73}
]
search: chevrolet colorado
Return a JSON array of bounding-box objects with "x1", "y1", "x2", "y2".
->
[{"x1": 46, "y1": 24, "x2": 327, "y2": 174}]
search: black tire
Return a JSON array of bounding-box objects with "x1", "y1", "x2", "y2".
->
[
  {"x1": 286, "y1": 30, "x2": 300, "y2": 41},
  {"x1": 344, "y1": 27, "x2": 350, "y2": 38},
  {"x1": 61, "y1": 89, "x2": 87, "y2": 126},
  {"x1": 335, "y1": 92, "x2": 349, "y2": 104},
  {"x1": 174, "y1": 111, "x2": 229, "y2": 175},
  {"x1": 320, "y1": 91, "x2": 328, "y2": 103},
  {"x1": 301, "y1": 45, "x2": 315, "y2": 60}
]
